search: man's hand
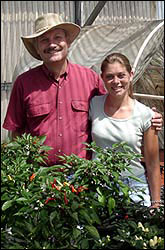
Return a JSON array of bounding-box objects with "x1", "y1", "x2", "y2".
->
[{"x1": 151, "y1": 107, "x2": 163, "y2": 131}]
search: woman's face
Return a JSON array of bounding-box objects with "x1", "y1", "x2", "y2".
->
[{"x1": 101, "y1": 62, "x2": 133, "y2": 97}]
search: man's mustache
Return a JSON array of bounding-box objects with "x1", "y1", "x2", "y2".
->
[{"x1": 44, "y1": 47, "x2": 59, "y2": 53}]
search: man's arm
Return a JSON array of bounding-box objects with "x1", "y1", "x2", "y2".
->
[
  {"x1": 151, "y1": 107, "x2": 163, "y2": 131},
  {"x1": 11, "y1": 131, "x2": 21, "y2": 140}
]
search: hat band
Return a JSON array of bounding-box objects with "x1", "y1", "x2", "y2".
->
[{"x1": 36, "y1": 25, "x2": 54, "y2": 33}]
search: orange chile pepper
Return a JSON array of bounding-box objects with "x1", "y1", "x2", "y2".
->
[
  {"x1": 29, "y1": 173, "x2": 36, "y2": 181},
  {"x1": 63, "y1": 182, "x2": 70, "y2": 186},
  {"x1": 77, "y1": 186, "x2": 88, "y2": 192}
]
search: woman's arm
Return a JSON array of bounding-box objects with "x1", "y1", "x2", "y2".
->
[{"x1": 143, "y1": 126, "x2": 161, "y2": 208}]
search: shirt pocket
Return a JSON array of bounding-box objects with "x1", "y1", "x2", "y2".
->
[
  {"x1": 26, "y1": 103, "x2": 52, "y2": 134},
  {"x1": 71, "y1": 100, "x2": 89, "y2": 112},
  {"x1": 71, "y1": 100, "x2": 89, "y2": 133},
  {"x1": 27, "y1": 103, "x2": 51, "y2": 117}
]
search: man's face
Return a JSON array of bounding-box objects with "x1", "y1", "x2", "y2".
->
[{"x1": 36, "y1": 28, "x2": 70, "y2": 64}]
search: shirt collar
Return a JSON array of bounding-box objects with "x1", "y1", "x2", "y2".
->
[{"x1": 41, "y1": 62, "x2": 69, "y2": 81}]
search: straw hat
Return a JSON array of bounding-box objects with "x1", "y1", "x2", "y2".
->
[{"x1": 21, "y1": 13, "x2": 81, "y2": 60}]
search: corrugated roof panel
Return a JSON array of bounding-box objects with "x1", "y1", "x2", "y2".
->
[
  {"x1": 68, "y1": 21, "x2": 164, "y2": 81},
  {"x1": 12, "y1": 20, "x2": 164, "y2": 90},
  {"x1": 82, "y1": 1, "x2": 164, "y2": 25}
]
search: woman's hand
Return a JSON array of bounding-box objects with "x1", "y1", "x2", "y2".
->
[{"x1": 150, "y1": 201, "x2": 161, "y2": 208}]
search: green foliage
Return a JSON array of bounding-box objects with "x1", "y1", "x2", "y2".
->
[{"x1": 1, "y1": 134, "x2": 164, "y2": 249}]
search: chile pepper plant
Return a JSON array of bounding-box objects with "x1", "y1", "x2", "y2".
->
[{"x1": 1, "y1": 133, "x2": 164, "y2": 249}]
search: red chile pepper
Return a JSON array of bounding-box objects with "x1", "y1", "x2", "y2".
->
[
  {"x1": 51, "y1": 183, "x2": 61, "y2": 191},
  {"x1": 64, "y1": 192, "x2": 68, "y2": 205},
  {"x1": 33, "y1": 138, "x2": 39, "y2": 144},
  {"x1": 51, "y1": 183, "x2": 55, "y2": 188},
  {"x1": 51, "y1": 178, "x2": 61, "y2": 190},
  {"x1": 45, "y1": 197, "x2": 55, "y2": 204},
  {"x1": 70, "y1": 185, "x2": 77, "y2": 193},
  {"x1": 124, "y1": 214, "x2": 129, "y2": 219}
]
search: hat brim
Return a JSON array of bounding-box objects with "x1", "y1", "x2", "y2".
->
[{"x1": 21, "y1": 23, "x2": 80, "y2": 60}]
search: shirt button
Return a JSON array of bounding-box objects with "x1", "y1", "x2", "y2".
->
[
  {"x1": 59, "y1": 117, "x2": 62, "y2": 120},
  {"x1": 59, "y1": 133, "x2": 63, "y2": 137},
  {"x1": 58, "y1": 149, "x2": 61, "y2": 152},
  {"x1": 59, "y1": 101, "x2": 63, "y2": 104}
]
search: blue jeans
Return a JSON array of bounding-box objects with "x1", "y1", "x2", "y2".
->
[{"x1": 122, "y1": 173, "x2": 151, "y2": 207}]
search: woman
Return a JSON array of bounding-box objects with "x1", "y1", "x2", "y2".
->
[{"x1": 89, "y1": 53, "x2": 161, "y2": 208}]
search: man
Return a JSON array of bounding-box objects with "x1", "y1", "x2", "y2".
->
[{"x1": 3, "y1": 13, "x2": 162, "y2": 166}]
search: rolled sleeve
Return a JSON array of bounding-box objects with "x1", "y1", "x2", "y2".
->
[{"x1": 3, "y1": 77, "x2": 25, "y2": 132}]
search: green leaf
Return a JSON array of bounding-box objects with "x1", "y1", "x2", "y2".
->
[
  {"x1": 73, "y1": 228, "x2": 81, "y2": 239},
  {"x1": 70, "y1": 212, "x2": 79, "y2": 222},
  {"x1": 98, "y1": 194, "x2": 105, "y2": 205},
  {"x1": 96, "y1": 187, "x2": 102, "y2": 195},
  {"x1": 108, "y1": 197, "x2": 115, "y2": 215},
  {"x1": 1, "y1": 193, "x2": 10, "y2": 200},
  {"x1": 90, "y1": 210, "x2": 101, "y2": 225},
  {"x1": 79, "y1": 209, "x2": 92, "y2": 224},
  {"x1": 112, "y1": 172, "x2": 119, "y2": 180},
  {"x1": 24, "y1": 221, "x2": 33, "y2": 233},
  {"x1": 21, "y1": 190, "x2": 31, "y2": 199},
  {"x1": 8, "y1": 243, "x2": 25, "y2": 249},
  {"x1": 49, "y1": 211, "x2": 57, "y2": 227},
  {"x1": 36, "y1": 156, "x2": 47, "y2": 163},
  {"x1": 128, "y1": 220, "x2": 137, "y2": 229},
  {"x1": 38, "y1": 135, "x2": 47, "y2": 145},
  {"x1": 12, "y1": 227, "x2": 27, "y2": 238},
  {"x1": 98, "y1": 168, "x2": 105, "y2": 175},
  {"x1": 14, "y1": 211, "x2": 25, "y2": 216},
  {"x1": 102, "y1": 175, "x2": 110, "y2": 184},
  {"x1": 6, "y1": 141, "x2": 19, "y2": 147},
  {"x1": 42, "y1": 226, "x2": 50, "y2": 238},
  {"x1": 40, "y1": 145, "x2": 53, "y2": 151},
  {"x1": 34, "y1": 240, "x2": 41, "y2": 249},
  {"x1": 2, "y1": 200, "x2": 13, "y2": 211},
  {"x1": 40, "y1": 210, "x2": 49, "y2": 221},
  {"x1": 16, "y1": 197, "x2": 28, "y2": 202},
  {"x1": 81, "y1": 239, "x2": 89, "y2": 249},
  {"x1": 128, "y1": 175, "x2": 146, "y2": 183},
  {"x1": 85, "y1": 225, "x2": 100, "y2": 240},
  {"x1": 71, "y1": 201, "x2": 80, "y2": 210},
  {"x1": 120, "y1": 186, "x2": 129, "y2": 196}
]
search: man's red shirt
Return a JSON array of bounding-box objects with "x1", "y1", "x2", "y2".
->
[{"x1": 3, "y1": 62, "x2": 106, "y2": 165}]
